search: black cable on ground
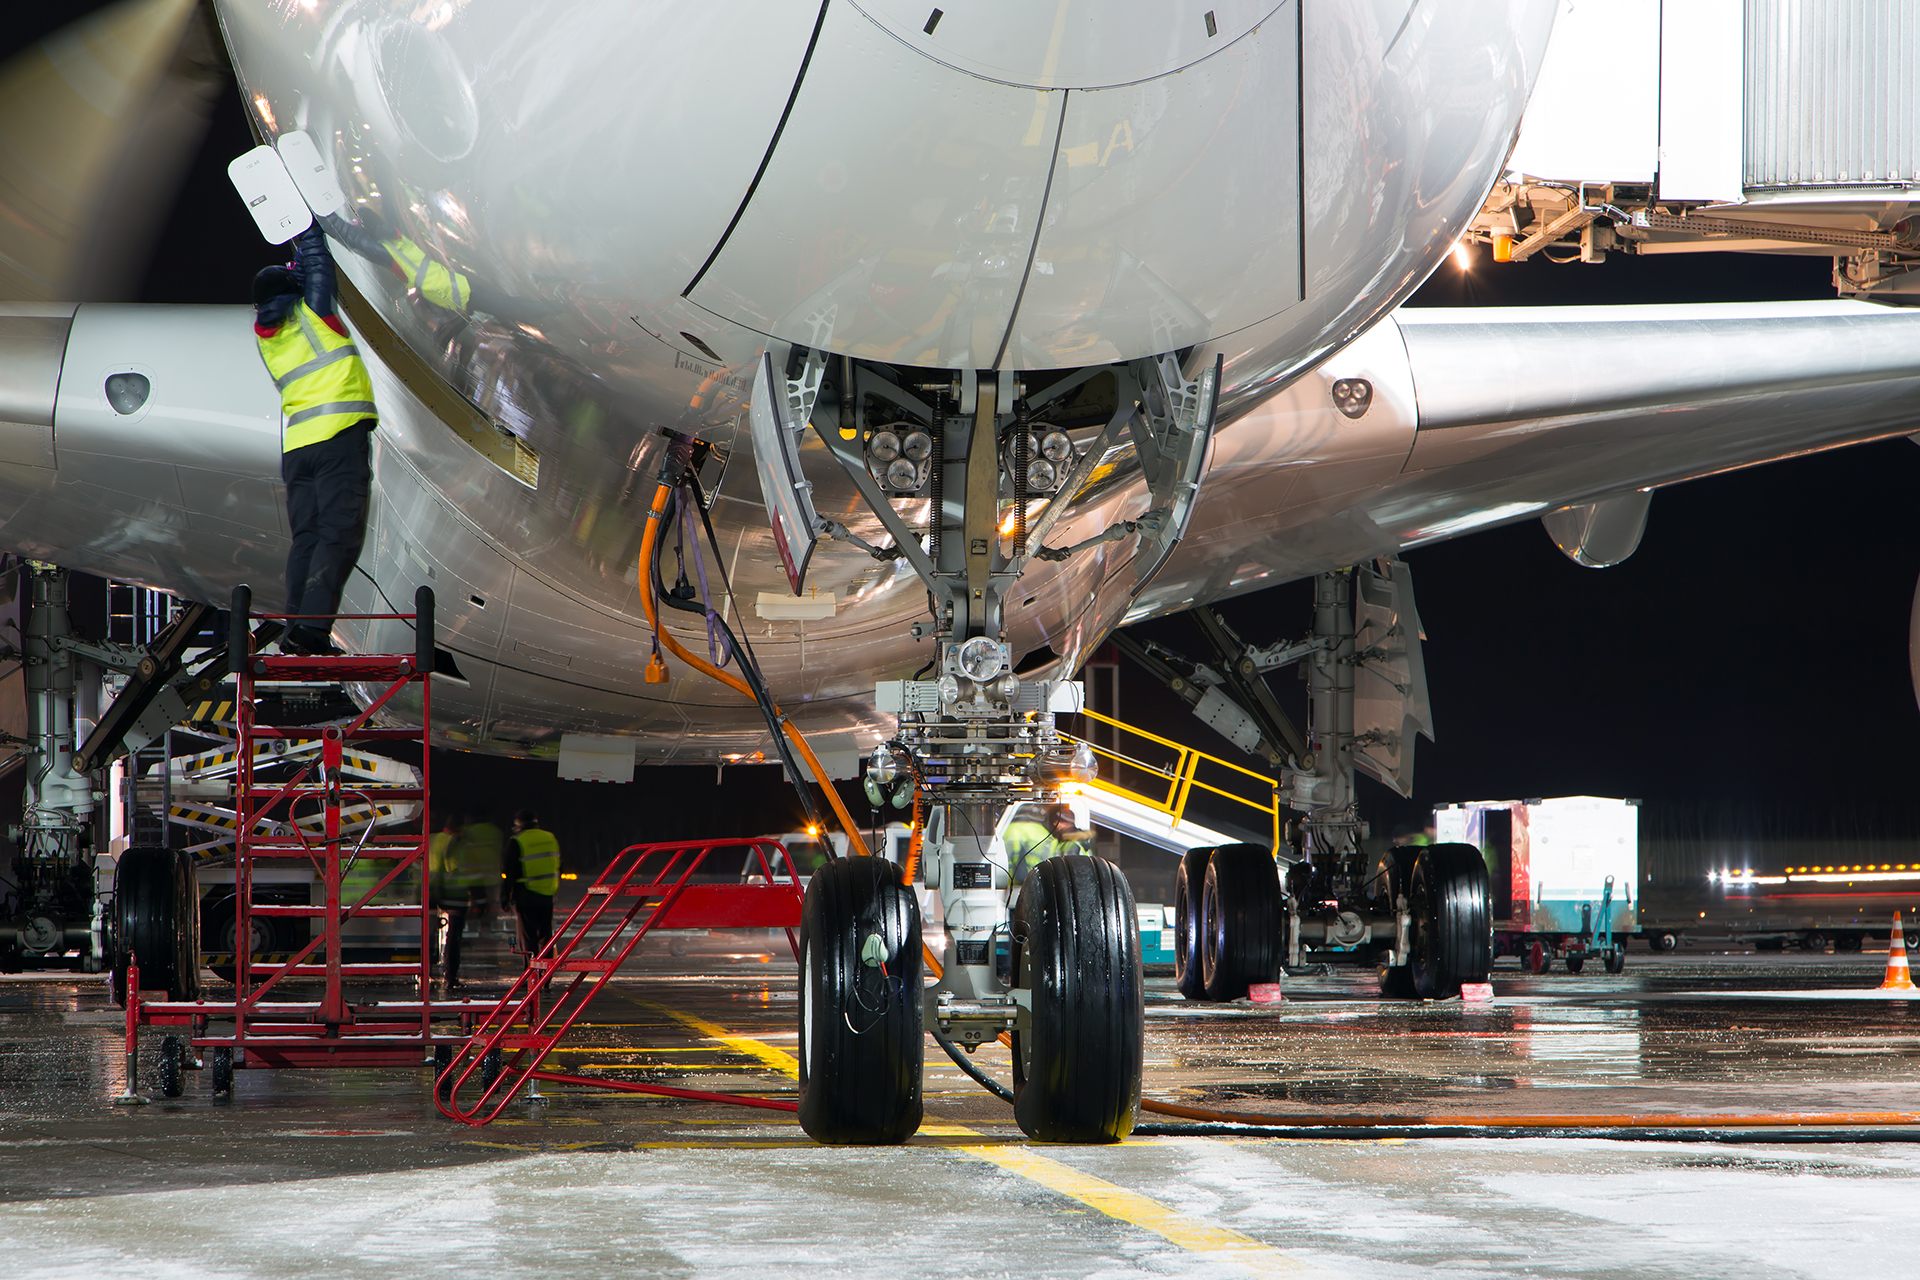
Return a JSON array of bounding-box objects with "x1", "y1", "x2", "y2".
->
[{"x1": 931, "y1": 1024, "x2": 1015, "y2": 1103}]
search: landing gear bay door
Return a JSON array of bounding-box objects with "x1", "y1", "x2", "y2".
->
[
  {"x1": 747, "y1": 348, "x2": 823, "y2": 594},
  {"x1": 1352, "y1": 558, "x2": 1433, "y2": 798}
]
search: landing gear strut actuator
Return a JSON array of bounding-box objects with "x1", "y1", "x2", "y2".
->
[{"x1": 778, "y1": 350, "x2": 1220, "y2": 1144}]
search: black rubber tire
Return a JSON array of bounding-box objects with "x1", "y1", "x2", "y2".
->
[
  {"x1": 1406, "y1": 844, "x2": 1492, "y2": 999},
  {"x1": 210, "y1": 1046, "x2": 234, "y2": 1094},
  {"x1": 1803, "y1": 932, "x2": 1828, "y2": 953},
  {"x1": 480, "y1": 1047, "x2": 504, "y2": 1092},
  {"x1": 114, "y1": 847, "x2": 199, "y2": 1002},
  {"x1": 1566, "y1": 955, "x2": 1585, "y2": 974},
  {"x1": 1199, "y1": 845, "x2": 1284, "y2": 1001},
  {"x1": 796, "y1": 856, "x2": 923, "y2": 1145},
  {"x1": 433, "y1": 1043, "x2": 454, "y2": 1096},
  {"x1": 158, "y1": 1034, "x2": 185, "y2": 1098},
  {"x1": 1012, "y1": 855, "x2": 1143, "y2": 1143},
  {"x1": 1525, "y1": 940, "x2": 1550, "y2": 974},
  {"x1": 203, "y1": 896, "x2": 279, "y2": 986},
  {"x1": 1603, "y1": 951, "x2": 1625, "y2": 975},
  {"x1": 1835, "y1": 933, "x2": 1863, "y2": 953},
  {"x1": 1374, "y1": 848, "x2": 1417, "y2": 996},
  {"x1": 1172, "y1": 847, "x2": 1213, "y2": 1000},
  {"x1": 1648, "y1": 932, "x2": 1678, "y2": 952}
]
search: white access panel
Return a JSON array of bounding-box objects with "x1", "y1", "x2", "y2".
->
[
  {"x1": 1524, "y1": 796, "x2": 1637, "y2": 900},
  {"x1": 1506, "y1": 0, "x2": 1660, "y2": 184},
  {"x1": 1658, "y1": 0, "x2": 1745, "y2": 202}
]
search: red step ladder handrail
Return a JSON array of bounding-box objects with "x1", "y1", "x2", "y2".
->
[{"x1": 436, "y1": 837, "x2": 804, "y2": 1124}]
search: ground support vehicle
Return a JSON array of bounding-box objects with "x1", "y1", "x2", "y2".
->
[
  {"x1": 1438, "y1": 796, "x2": 1637, "y2": 975},
  {"x1": 116, "y1": 588, "x2": 491, "y2": 1100}
]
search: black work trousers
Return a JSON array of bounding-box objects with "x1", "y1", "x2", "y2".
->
[
  {"x1": 435, "y1": 904, "x2": 468, "y2": 983},
  {"x1": 282, "y1": 421, "x2": 373, "y2": 644},
  {"x1": 514, "y1": 888, "x2": 554, "y2": 963}
]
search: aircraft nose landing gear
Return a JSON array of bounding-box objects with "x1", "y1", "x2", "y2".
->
[{"x1": 780, "y1": 351, "x2": 1217, "y2": 1143}]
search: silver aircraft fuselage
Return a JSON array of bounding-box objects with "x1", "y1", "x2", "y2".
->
[{"x1": 3, "y1": 1, "x2": 1919, "y2": 763}]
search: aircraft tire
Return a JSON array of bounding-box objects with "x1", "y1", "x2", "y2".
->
[
  {"x1": 1199, "y1": 845, "x2": 1284, "y2": 1001},
  {"x1": 1406, "y1": 844, "x2": 1492, "y2": 1000},
  {"x1": 1374, "y1": 848, "x2": 1417, "y2": 996},
  {"x1": 1172, "y1": 847, "x2": 1213, "y2": 999},
  {"x1": 1012, "y1": 855, "x2": 1142, "y2": 1143},
  {"x1": 114, "y1": 847, "x2": 199, "y2": 1002},
  {"x1": 796, "y1": 856, "x2": 923, "y2": 1145}
]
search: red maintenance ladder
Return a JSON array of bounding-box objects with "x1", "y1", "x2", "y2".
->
[
  {"x1": 437, "y1": 838, "x2": 805, "y2": 1123},
  {"x1": 121, "y1": 586, "x2": 482, "y2": 1097}
]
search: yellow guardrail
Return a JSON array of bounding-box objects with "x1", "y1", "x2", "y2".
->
[{"x1": 1058, "y1": 707, "x2": 1283, "y2": 851}]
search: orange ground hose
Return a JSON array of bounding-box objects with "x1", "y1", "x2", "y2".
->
[
  {"x1": 1136, "y1": 1099, "x2": 1920, "y2": 1129},
  {"x1": 638, "y1": 479, "x2": 871, "y2": 859}
]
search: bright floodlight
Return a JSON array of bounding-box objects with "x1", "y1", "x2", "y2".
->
[{"x1": 1452, "y1": 241, "x2": 1472, "y2": 270}]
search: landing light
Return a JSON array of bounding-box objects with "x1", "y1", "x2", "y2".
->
[{"x1": 1452, "y1": 241, "x2": 1472, "y2": 270}]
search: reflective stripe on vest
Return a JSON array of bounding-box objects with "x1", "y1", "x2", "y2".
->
[
  {"x1": 515, "y1": 828, "x2": 560, "y2": 896},
  {"x1": 384, "y1": 237, "x2": 472, "y2": 312},
  {"x1": 257, "y1": 301, "x2": 378, "y2": 451}
]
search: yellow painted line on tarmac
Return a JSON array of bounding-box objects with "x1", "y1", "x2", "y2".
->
[
  {"x1": 920, "y1": 1123, "x2": 1318, "y2": 1277},
  {"x1": 640, "y1": 1001, "x2": 799, "y2": 1077},
  {"x1": 648, "y1": 1013, "x2": 1318, "y2": 1275}
]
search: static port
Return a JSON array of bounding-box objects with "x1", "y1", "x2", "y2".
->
[{"x1": 469, "y1": 594, "x2": 486, "y2": 608}]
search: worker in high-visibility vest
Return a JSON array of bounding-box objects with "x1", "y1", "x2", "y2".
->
[
  {"x1": 428, "y1": 809, "x2": 467, "y2": 986},
  {"x1": 504, "y1": 808, "x2": 561, "y2": 964},
  {"x1": 1003, "y1": 802, "x2": 1093, "y2": 887},
  {"x1": 253, "y1": 223, "x2": 376, "y2": 655}
]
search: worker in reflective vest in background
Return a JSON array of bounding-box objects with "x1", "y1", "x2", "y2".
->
[
  {"x1": 1004, "y1": 802, "x2": 1094, "y2": 886},
  {"x1": 428, "y1": 809, "x2": 467, "y2": 988},
  {"x1": 504, "y1": 809, "x2": 561, "y2": 964},
  {"x1": 253, "y1": 224, "x2": 377, "y2": 655}
]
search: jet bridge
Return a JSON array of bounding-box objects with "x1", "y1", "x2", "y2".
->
[{"x1": 1469, "y1": 0, "x2": 1920, "y2": 301}]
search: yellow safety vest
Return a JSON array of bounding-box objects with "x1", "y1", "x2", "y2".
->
[
  {"x1": 256, "y1": 301, "x2": 378, "y2": 452},
  {"x1": 427, "y1": 831, "x2": 454, "y2": 900},
  {"x1": 383, "y1": 237, "x2": 471, "y2": 312},
  {"x1": 514, "y1": 828, "x2": 561, "y2": 896},
  {"x1": 455, "y1": 822, "x2": 505, "y2": 894},
  {"x1": 1005, "y1": 820, "x2": 1080, "y2": 885}
]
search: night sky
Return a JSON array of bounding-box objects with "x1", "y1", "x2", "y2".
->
[{"x1": 11, "y1": 7, "x2": 1919, "y2": 861}]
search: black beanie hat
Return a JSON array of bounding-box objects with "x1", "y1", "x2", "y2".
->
[{"x1": 252, "y1": 265, "x2": 298, "y2": 306}]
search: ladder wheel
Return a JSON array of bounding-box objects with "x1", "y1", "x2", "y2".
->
[
  {"x1": 114, "y1": 847, "x2": 199, "y2": 1002},
  {"x1": 210, "y1": 1046, "x2": 234, "y2": 1094},
  {"x1": 1566, "y1": 954, "x2": 1586, "y2": 974},
  {"x1": 796, "y1": 856, "x2": 922, "y2": 1145},
  {"x1": 1171, "y1": 847, "x2": 1213, "y2": 1000},
  {"x1": 1011, "y1": 855, "x2": 1143, "y2": 1143},
  {"x1": 158, "y1": 1035, "x2": 185, "y2": 1098},
  {"x1": 1526, "y1": 940, "x2": 1551, "y2": 974},
  {"x1": 1199, "y1": 844, "x2": 1284, "y2": 1001},
  {"x1": 1604, "y1": 951, "x2": 1625, "y2": 975},
  {"x1": 1406, "y1": 844, "x2": 1492, "y2": 999}
]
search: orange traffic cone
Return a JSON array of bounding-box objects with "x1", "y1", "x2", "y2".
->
[{"x1": 1882, "y1": 911, "x2": 1914, "y2": 991}]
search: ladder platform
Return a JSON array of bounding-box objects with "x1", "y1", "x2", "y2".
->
[{"x1": 248, "y1": 654, "x2": 421, "y2": 681}]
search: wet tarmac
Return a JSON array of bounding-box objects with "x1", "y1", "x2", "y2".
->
[{"x1": 3, "y1": 940, "x2": 1918, "y2": 1277}]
